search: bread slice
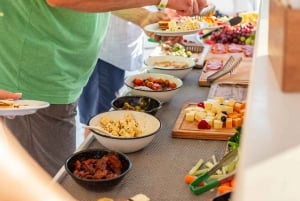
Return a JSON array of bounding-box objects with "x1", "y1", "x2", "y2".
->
[{"x1": 158, "y1": 20, "x2": 170, "y2": 30}]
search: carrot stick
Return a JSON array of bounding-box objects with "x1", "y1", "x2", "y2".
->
[
  {"x1": 184, "y1": 175, "x2": 197, "y2": 184},
  {"x1": 217, "y1": 185, "x2": 233, "y2": 194},
  {"x1": 230, "y1": 178, "x2": 236, "y2": 188}
]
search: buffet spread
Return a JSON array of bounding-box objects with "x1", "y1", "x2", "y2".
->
[{"x1": 53, "y1": 10, "x2": 259, "y2": 201}]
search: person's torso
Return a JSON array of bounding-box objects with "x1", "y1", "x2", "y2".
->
[{"x1": 0, "y1": 0, "x2": 109, "y2": 103}]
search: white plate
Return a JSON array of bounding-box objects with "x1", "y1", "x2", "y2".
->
[
  {"x1": 144, "y1": 23, "x2": 202, "y2": 36},
  {"x1": 0, "y1": 100, "x2": 50, "y2": 116}
]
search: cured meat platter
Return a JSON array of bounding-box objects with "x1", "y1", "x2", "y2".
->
[{"x1": 199, "y1": 44, "x2": 253, "y2": 86}]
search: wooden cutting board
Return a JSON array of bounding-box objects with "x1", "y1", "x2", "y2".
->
[
  {"x1": 172, "y1": 102, "x2": 236, "y2": 140},
  {"x1": 199, "y1": 52, "x2": 253, "y2": 87}
]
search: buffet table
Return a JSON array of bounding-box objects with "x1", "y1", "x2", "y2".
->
[
  {"x1": 54, "y1": 68, "x2": 229, "y2": 201},
  {"x1": 53, "y1": 1, "x2": 300, "y2": 200}
]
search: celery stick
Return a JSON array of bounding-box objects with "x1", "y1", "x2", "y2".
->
[
  {"x1": 208, "y1": 174, "x2": 224, "y2": 180},
  {"x1": 216, "y1": 169, "x2": 223, "y2": 175},
  {"x1": 192, "y1": 168, "x2": 209, "y2": 176},
  {"x1": 212, "y1": 154, "x2": 217, "y2": 165},
  {"x1": 205, "y1": 161, "x2": 214, "y2": 169},
  {"x1": 188, "y1": 159, "x2": 204, "y2": 175}
]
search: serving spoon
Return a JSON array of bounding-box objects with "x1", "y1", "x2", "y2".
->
[{"x1": 82, "y1": 125, "x2": 112, "y2": 136}]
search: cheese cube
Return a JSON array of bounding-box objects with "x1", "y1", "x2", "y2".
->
[
  {"x1": 241, "y1": 100, "x2": 246, "y2": 109},
  {"x1": 204, "y1": 117, "x2": 213, "y2": 127},
  {"x1": 184, "y1": 106, "x2": 203, "y2": 113},
  {"x1": 185, "y1": 111, "x2": 196, "y2": 121},
  {"x1": 223, "y1": 100, "x2": 230, "y2": 106},
  {"x1": 232, "y1": 117, "x2": 242, "y2": 127},
  {"x1": 234, "y1": 102, "x2": 242, "y2": 113},
  {"x1": 223, "y1": 105, "x2": 234, "y2": 114},
  {"x1": 228, "y1": 112, "x2": 239, "y2": 119},
  {"x1": 227, "y1": 99, "x2": 236, "y2": 107},
  {"x1": 206, "y1": 111, "x2": 215, "y2": 117},
  {"x1": 184, "y1": 107, "x2": 193, "y2": 113},
  {"x1": 211, "y1": 103, "x2": 222, "y2": 114},
  {"x1": 239, "y1": 109, "x2": 246, "y2": 116},
  {"x1": 225, "y1": 118, "x2": 233, "y2": 129},
  {"x1": 213, "y1": 120, "x2": 223, "y2": 129},
  {"x1": 195, "y1": 111, "x2": 207, "y2": 121},
  {"x1": 204, "y1": 102, "x2": 212, "y2": 110},
  {"x1": 215, "y1": 112, "x2": 226, "y2": 120},
  {"x1": 214, "y1": 96, "x2": 225, "y2": 104}
]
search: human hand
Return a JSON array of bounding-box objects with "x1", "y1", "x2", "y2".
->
[
  {"x1": 0, "y1": 89, "x2": 22, "y2": 100},
  {"x1": 0, "y1": 89, "x2": 22, "y2": 118},
  {"x1": 141, "y1": 11, "x2": 170, "y2": 42},
  {"x1": 167, "y1": 0, "x2": 208, "y2": 16}
]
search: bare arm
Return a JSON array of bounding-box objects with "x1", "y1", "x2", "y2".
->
[
  {"x1": 112, "y1": 8, "x2": 169, "y2": 28},
  {"x1": 0, "y1": 118, "x2": 77, "y2": 201},
  {"x1": 46, "y1": 0, "x2": 207, "y2": 16},
  {"x1": 46, "y1": 0, "x2": 159, "y2": 12}
]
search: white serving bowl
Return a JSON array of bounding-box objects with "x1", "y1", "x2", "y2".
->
[
  {"x1": 89, "y1": 110, "x2": 161, "y2": 153},
  {"x1": 124, "y1": 72, "x2": 183, "y2": 103},
  {"x1": 145, "y1": 55, "x2": 195, "y2": 79}
]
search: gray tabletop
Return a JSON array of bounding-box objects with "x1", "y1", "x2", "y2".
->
[{"x1": 55, "y1": 68, "x2": 228, "y2": 201}]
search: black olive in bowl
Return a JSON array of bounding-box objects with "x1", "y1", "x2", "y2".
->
[
  {"x1": 111, "y1": 95, "x2": 162, "y2": 115},
  {"x1": 65, "y1": 149, "x2": 132, "y2": 190}
]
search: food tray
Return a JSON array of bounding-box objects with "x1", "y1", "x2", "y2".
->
[
  {"x1": 172, "y1": 102, "x2": 236, "y2": 140},
  {"x1": 150, "y1": 43, "x2": 211, "y2": 69},
  {"x1": 199, "y1": 52, "x2": 253, "y2": 86}
]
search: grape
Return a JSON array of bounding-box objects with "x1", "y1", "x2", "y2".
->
[
  {"x1": 240, "y1": 36, "x2": 246, "y2": 42},
  {"x1": 207, "y1": 22, "x2": 256, "y2": 45}
]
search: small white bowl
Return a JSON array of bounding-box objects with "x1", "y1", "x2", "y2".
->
[
  {"x1": 145, "y1": 55, "x2": 195, "y2": 79},
  {"x1": 124, "y1": 72, "x2": 183, "y2": 103},
  {"x1": 89, "y1": 110, "x2": 161, "y2": 153}
]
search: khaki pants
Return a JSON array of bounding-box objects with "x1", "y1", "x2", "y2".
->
[{"x1": 4, "y1": 102, "x2": 77, "y2": 177}]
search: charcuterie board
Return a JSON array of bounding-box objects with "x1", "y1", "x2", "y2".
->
[
  {"x1": 172, "y1": 102, "x2": 236, "y2": 140},
  {"x1": 199, "y1": 49, "x2": 253, "y2": 87}
]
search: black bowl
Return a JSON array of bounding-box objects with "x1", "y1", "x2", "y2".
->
[
  {"x1": 111, "y1": 95, "x2": 162, "y2": 115},
  {"x1": 65, "y1": 149, "x2": 132, "y2": 190}
]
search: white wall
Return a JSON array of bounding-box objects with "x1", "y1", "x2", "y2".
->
[{"x1": 209, "y1": 0, "x2": 259, "y2": 15}]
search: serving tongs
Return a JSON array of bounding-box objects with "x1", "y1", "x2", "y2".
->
[
  {"x1": 189, "y1": 149, "x2": 238, "y2": 195},
  {"x1": 200, "y1": 16, "x2": 242, "y2": 39},
  {"x1": 207, "y1": 56, "x2": 243, "y2": 83}
]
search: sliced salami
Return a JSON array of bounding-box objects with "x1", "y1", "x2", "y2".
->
[
  {"x1": 206, "y1": 59, "x2": 223, "y2": 70},
  {"x1": 211, "y1": 43, "x2": 227, "y2": 54}
]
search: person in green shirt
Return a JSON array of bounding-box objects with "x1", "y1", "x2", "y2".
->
[{"x1": 0, "y1": 0, "x2": 207, "y2": 176}]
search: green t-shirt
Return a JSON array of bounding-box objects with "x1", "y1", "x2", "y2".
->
[{"x1": 0, "y1": 1, "x2": 109, "y2": 104}]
